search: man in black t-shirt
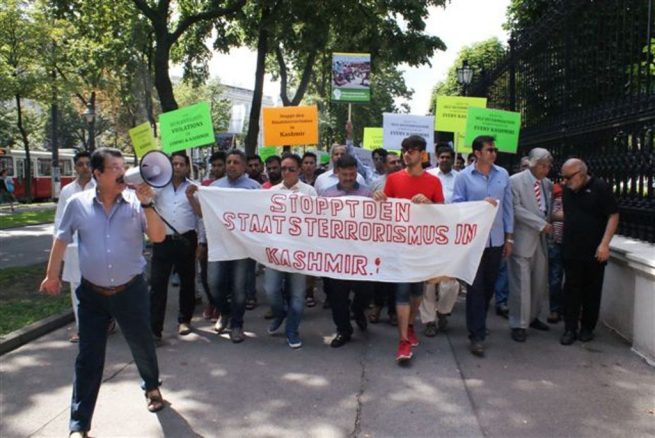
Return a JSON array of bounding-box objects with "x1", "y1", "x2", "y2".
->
[{"x1": 559, "y1": 159, "x2": 619, "y2": 345}]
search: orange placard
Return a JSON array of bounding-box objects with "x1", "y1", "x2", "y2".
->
[{"x1": 263, "y1": 106, "x2": 319, "y2": 147}]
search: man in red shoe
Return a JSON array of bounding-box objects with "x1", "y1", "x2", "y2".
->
[{"x1": 373, "y1": 135, "x2": 444, "y2": 362}]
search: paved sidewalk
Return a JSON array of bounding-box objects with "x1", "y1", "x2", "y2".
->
[
  {"x1": 1, "y1": 283, "x2": 653, "y2": 437},
  {"x1": 0, "y1": 223, "x2": 54, "y2": 269}
]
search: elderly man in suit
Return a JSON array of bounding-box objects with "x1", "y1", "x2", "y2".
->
[{"x1": 508, "y1": 148, "x2": 554, "y2": 342}]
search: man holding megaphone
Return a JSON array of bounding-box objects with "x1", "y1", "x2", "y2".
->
[{"x1": 40, "y1": 147, "x2": 168, "y2": 437}]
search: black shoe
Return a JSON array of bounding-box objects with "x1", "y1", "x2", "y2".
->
[
  {"x1": 469, "y1": 340, "x2": 485, "y2": 357},
  {"x1": 330, "y1": 333, "x2": 351, "y2": 348},
  {"x1": 495, "y1": 306, "x2": 509, "y2": 319},
  {"x1": 560, "y1": 330, "x2": 577, "y2": 345},
  {"x1": 547, "y1": 312, "x2": 561, "y2": 324},
  {"x1": 579, "y1": 329, "x2": 594, "y2": 342},
  {"x1": 354, "y1": 313, "x2": 367, "y2": 331},
  {"x1": 529, "y1": 319, "x2": 550, "y2": 331},
  {"x1": 511, "y1": 328, "x2": 527, "y2": 342}
]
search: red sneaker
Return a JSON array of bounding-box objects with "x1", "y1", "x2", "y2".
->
[
  {"x1": 407, "y1": 325, "x2": 419, "y2": 347},
  {"x1": 396, "y1": 339, "x2": 413, "y2": 362}
]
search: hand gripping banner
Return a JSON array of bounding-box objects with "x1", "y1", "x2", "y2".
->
[{"x1": 198, "y1": 187, "x2": 497, "y2": 284}]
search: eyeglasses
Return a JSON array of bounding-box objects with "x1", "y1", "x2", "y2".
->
[
  {"x1": 281, "y1": 167, "x2": 298, "y2": 173},
  {"x1": 560, "y1": 170, "x2": 581, "y2": 181},
  {"x1": 483, "y1": 147, "x2": 499, "y2": 154}
]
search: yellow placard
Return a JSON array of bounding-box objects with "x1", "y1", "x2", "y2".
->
[
  {"x1": 435, "y1": 95, "x2": 487, "y2": 135},
  {"x1": 128, "y1": 122, "x2": 158, "y2": 159},
  {"x1": 363, "y1": 127, "x2": 384, "y2": 150},
  {"x1": 263, "y1": 106, "x2": 319, "y2": 147}
]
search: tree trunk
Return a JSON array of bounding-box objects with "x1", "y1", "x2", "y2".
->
[
  {"x1": 244, "y1": 7, "x2": 270, "y2": 155},
  {"x1": 153, "y1": 34, "x2": 178, "y2": 112},
  {"x1": 15, "y1": 94, "x2": 32, "y2": 203}
]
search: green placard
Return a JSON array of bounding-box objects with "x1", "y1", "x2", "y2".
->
[
  {"x1": 258, "y1": 146, "x2": 280, "y2": 162},
  {"x1": 331, "y1": 52, "x2": 371, "y2": 102},
  {"x1": 363, "y1": 127, "x2": 384, "y2": 150},
  {"x1": 159, "y1": 102, "x2": 216, "y2": 153},
  {"x1": 463, "y1": 107, "x2": 521, "y2": 153},
  {"x1": 128, "y1": 122, "x2": 158, "y2": 159}
]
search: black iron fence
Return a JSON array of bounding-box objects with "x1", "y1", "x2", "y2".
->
[{"x1": 469, "y1": 0, "x2": 655, "y2": 243}]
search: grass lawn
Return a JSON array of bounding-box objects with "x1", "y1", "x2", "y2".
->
[
  {"x1": 0, "y1": 209, "x2": 55, "y2": 229},
  {"x1": 0, "y1": 263, "x2": 70, "y2": 336}
]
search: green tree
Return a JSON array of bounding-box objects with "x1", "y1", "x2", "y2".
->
[
  {"x1": 0, "y1": 0, "x2": 50, "y2": 201},
  {"x1": 131, "y1": 0, "x2": 246, "y2": 112},
  {"x1": 174, "y1": 78, "x2": 232, "y2": 133},
  {"x1": 240, "y1": 0, "x2": 448, "y2": 154},
  {"x1": 430, "y1": 37, "x2": 507, "y2": 109}
]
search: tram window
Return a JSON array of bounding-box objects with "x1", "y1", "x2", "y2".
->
[
  {"x1": 59, "y1": 159, "x2": 73, "y2": 176},
  {"x1": 0, "y1": 157, "x2": 13, "y2": 176},
  {"x1": 38, "y1": 158, "x2": 52, "y2": 176}
]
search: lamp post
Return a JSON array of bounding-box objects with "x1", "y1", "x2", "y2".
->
[
  {"x1": 456, "y1": 59, "x2": 474, "y2": 96},
  {"x1": 83, "y1": 102, "x2": 95, "y2": 152}
]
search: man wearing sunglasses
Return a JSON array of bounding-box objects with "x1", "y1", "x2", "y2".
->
[
  {"x1": 559, "y1": 158, "x2": 618, "y2": 346},
  {"x1": 452, "y1": 135, "x2": 514, "y2": 357},
  {"x1": 265, "y1": 154, "x2": 317, "y2": 349}
]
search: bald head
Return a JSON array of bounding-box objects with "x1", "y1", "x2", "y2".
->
[{"x1": 561, "y1": 158, "x2": 589, "y2": 191}]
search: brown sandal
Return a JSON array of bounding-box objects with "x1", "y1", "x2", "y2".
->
[{"x1": 145, "y1": 388, "x2": 165, "y2": 413}]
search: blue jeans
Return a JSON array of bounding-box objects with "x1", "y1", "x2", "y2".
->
[
  {"x1": 494, "y1": 257, "x2": 509, "y2": 307},
  {"x1": 264, "y1": 269, "x2": 306, "y2": 337},
  {"x1": 70, "y1": 276, "x2": 160, "y2": 433},
  {"x1": 208, "y1": 259, "x2": 249, "y2": 328},
  {"x1": 548, "y1": 242, "x2": 563, "y2": 313}
]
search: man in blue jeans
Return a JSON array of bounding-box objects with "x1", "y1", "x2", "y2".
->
[
  {"x1": 40, "y1": 147, "x2": 167, "y2": 437},
  {"x1": 206, "y1": 150, "x2": 261, "y2": 343},
  {"x1": 452, "y1": 136, "x2": 514, "y2": 357},
  {"x1": 264, "y1": 154, "x2": 317, "y2": 348}
]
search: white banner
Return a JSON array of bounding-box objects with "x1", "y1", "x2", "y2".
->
[
  {"x1": 198, "y1": 187, "x2": 497, "y2": 284},
  {"x1": 383, "y1": 113, "x2": 435, "y2": 150}
]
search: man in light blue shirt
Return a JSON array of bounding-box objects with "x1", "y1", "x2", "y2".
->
[
  {"x1": 208, "y1": 150, "x2": 260, "y2": 343},
  {"x1": 452, "y1": 135, "x2": 514, "y2": 357},
  {"x1": 41, "y1": 147, "x2": 167, "y2": 436}
]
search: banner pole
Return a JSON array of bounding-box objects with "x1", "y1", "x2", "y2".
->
[{"x1": 348, "y1": 103, "x2": 352, "y2": 122}]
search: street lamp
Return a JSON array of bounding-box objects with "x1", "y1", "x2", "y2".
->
[
  {"x1": 83, "y1": 102, "x2": 95, "y2": 152},
  {"x1": 456, "y1": 59, "x2": 474, "y2": 96}
]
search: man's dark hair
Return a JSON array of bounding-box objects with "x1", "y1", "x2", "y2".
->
[
  {"x1": 246, "y1": 154, "x2": 262, "y2": 163},
  {"x1": 227, "y1": 149, "x2": 247, "y2": 164},
  {"x1": 302, "y1": 151, "x2": 317, "y2": 161},
  {"x1": 334, "y1": 154, "x2": 358, "y2": 170},
  {"x1": 91, "y1": 147, "x2": 122, "y2": 174},
  {"x1": 209, "y1": 151, "x2": 226, "y2": 163},
  {"x1": 265, "y1": 155, "x2": 281, "y2": 166},
  {"x1": 436, "y1": 145, "x2": 454, "y2": 158},
  {"x1": 372, "y1": 148, "x2": 388, "y2": 159},
  {"x1": 472, "y1": 135, "x2": 495, "y2": 152},
  {"x1": 281, "y1": 153, "x2": 302, "y2": 168},
  {"x1": 401, "y1": 135, "x2": 426, "y2": 151},
  {"x1": 73, "y1": 151, "x2": 91, "y2": 164},
  {"x1": 172, "y1": 151, "x2": 190, "y2": 166},
  {"x1": 387, "y1": 151, "x2": 399, "y2": 158}
]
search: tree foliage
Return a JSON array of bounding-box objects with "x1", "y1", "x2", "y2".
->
[{"x1": 431, "y1": 37, "x2": 507, "y2": 107}]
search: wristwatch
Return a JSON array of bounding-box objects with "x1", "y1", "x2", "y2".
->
[{"x1": 141, "y1": 202, "x2": 154, "y2": 209}]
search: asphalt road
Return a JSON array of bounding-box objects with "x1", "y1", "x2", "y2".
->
[
  {"x1": 1, "y1": 281, "x2": 653, "y2": 438},
  {"x1": 0, "y1": 223, "x2": 53, "y2": 269}
]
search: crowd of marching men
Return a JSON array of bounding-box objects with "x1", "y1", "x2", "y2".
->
[{"x1": 42, "y1": 122, "x2": 618, "y2": 435}]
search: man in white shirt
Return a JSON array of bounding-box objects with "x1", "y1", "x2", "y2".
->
[
  {"x1": 150, "y1": 151, "x2": 200, "y2": 340},
  {"x1": 54, "y1": 151, "x2": 96, "y2": 343},
  {"x1": 265, "y1": 154, "x2": 317, "y2": 349},
  {"x1": 421, "y1": 145, "x2": 461, "y2": 336}
]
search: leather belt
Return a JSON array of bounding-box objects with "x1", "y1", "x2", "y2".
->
[{"x1": 81, "y1": 275, "x2": 140, "y2": 297}]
